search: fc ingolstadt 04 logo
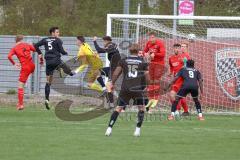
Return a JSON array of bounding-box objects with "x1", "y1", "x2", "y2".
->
[{"x1": 215, "y1": 48, "x2": 240, "y2": 100}]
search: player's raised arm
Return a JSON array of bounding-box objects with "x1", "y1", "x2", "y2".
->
[{"x1": 93, "y1": 37, "x2": 106, "y2": 53}]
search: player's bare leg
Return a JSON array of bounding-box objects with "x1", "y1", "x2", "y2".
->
[
  {"x1": 45, "y1": 75, "x2": 53, "y2": 110},
  {"x1": 105, "y1": 106, "x2": 122, "y2": 136},
  {"x1": 17, "y1": 82, "x2": 25, "y2": 110},
  {"x1": 134, "y1": 105, "x2": 145, "y2": 137}
]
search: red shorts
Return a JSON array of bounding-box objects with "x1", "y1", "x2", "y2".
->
[
  {"x1": 147, "y1": 84, "x2": 160, "y2": 100},
  {"x1": 149, "y1": 62, "x2": 165, "y2": 81},
  {"x1": 19, "y1": 63, "x2": 35, "y2": 83},
  {"x1": 171, "y1": 77, "x2": 184, "y2": 93}
]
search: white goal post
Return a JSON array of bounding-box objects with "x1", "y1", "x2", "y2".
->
[{"x1": 106, "y1": 14, "x2": 240, "y2": 113}]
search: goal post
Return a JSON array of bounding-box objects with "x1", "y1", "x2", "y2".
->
[{"x1": 106, "y1": 14, "x2": 240, "y2": 114}]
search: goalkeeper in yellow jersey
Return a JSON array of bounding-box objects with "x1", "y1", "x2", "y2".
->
[{"x1": 73, "y1": 36, "x2": 106, "y2": 94}]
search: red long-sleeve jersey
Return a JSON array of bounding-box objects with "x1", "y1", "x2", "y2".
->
[
  {"x1": 169, "y1": 54, "x2": 184, "y2": 76},
  {"x1": 143, "y1": 39, "x2": 166, "y2": 64},
  {"x1": 8, "y1": 43, "x2": 36, "y2": 65}
]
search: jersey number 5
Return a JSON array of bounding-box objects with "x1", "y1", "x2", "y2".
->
[
  {"x1": 188, "y1": 71, "x2": 194, "y2": 78},
  {"x1": 128, "y1": 65, "x2": 138, "y2": 78},
  {"x1": 48, "y1": 41, "x2": 53, "y2": 50}
]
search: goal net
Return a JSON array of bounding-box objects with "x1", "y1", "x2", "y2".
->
[{"x1": 107, "y1": 14, "x2": 240, "y2": 114}]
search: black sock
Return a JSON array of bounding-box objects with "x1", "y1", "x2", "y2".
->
[
  {"x1": 107, "y1": 92, "x2": 114, "y2": 103},
  {"x1": 97, "y1": 76, "x2": 105, "y2": 88},
  {"x1": 193, "y1": 98, "x2": 202, "y2": 113},
  {"x1": 137, "y1": 110, "x2": 145, "y2": 128},
  {"x1": 171, "y1": 98, "x2": 180, "y2": 112},
  {"x1": 108, "y1": 111, "x2": 119, "y2": 128},
  {"x1": 45, "y1": 83, "x2": 51, "y2": 101}
]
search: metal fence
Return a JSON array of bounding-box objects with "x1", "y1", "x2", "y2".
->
[{"x1": 0, "y1": 35, "x2": 107, "y2": 95}]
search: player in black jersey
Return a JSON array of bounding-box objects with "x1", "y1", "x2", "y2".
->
[
  {"x1": 105, "y1": 44, "x2": 149, "y2": 137},
  {"x1": 34, "y1": 27, "x2": 74, "y2": 110},
  {"x1": 166, "y1": 59, "x2": 204, "y2": 120},
  {"x1": 93, "y1": 36, "x2": 121, "y2": 104}
]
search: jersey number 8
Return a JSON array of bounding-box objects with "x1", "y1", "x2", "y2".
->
[{"x1": 188, "y1": 71, "x2": 194, "y2": 78}]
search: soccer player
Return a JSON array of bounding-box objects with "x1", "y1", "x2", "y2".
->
[
  {"x1": 34, "y1": 27, "x2": 74, "y2": 110},
  {"x1": 166, "y1": 59, "x2": 204, "y2": 121},
  {"x1": 168, "y1": 43, "x2": 189, "y2": 116},
  {"x1": 181, "y1": 42, "x2": 190, "y2": 67},
  {"x1": 142, "y1": 31, "x2": 166, "y2": 113},
  {"x1": 74, "y1": 36, "x2": 105, "y2": 94},
  {"x1": 93, "y1": 36, "x2": 121, "y2": 103},
  {"x1": 93, "y1": 36, "x2": 121, "y2": 79},
  {"x1": 8, "y1": 35, "x2": 43, "y2": 110},
  {"x1": 105, "y1": 44, "x2": 148, "y2": 137}
]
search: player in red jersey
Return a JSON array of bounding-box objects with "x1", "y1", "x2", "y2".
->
[
  {"x1": 8, "y1": 35, "x2": 43, "y2": 110},
  {"x1": 168, "y1": 43, "x2": 189, "y2": 115},
  {"x1": 181, "y1": 42, "x2": 190, "y2": 67},
  {"x1": 142, "y1": 32, "x2": 166, "y2": 112}
]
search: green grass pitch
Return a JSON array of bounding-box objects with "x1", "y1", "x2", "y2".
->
[{"x1": 0, "y1": 106, "x2": 240, "y2": 160}]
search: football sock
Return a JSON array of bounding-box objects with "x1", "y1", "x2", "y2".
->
[
  {"x1": 171, "y1": 98, "x2": 180, "y2": 113},
  {"x1": 90, "y1": 83, "x2": 103, "y2": 92},
  {"x1": 18, "y1": 88, "x2": 24, "y2": 106},
  {"x1": 137, "y1": 110, "x2": 145, "y2": 128},
  {"x1": 176, "y1": 101, "x2": 181, "y2": 111},
  {"x1": 107, "y1": 92, "x2": 114, "y2": 103},
  {"x1": 108, "y1": 111, "x2": 119, "y2": 128},
  {"x1": 45, "y1": 83, "x2": 51, "y2": 101},
  {"x1": 193, "y1": 98, "x2": 202, "y2": 114},
  {"x1": 145, "y1": 99, "x2": 153, "y2": 109},
  {"x1": 75, "y1": 64, "x2": 87, "y2": 74},
  {"x1": 181, "y1": 98, "x2": 189, "y2": 112},
  {"x1": 97, "y1": 76, "x2": 106, "y2": 88}
]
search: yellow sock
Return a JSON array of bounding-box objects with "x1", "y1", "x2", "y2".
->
[
  {"x1": 89, "y1": 83, "x2": 103, "y2": 92},
  {"x1": 150, "y1": 99, "x2": 158, "y2": 108},
  {"x1": 146, "y1": 99, "x2": 158, "y2": 108},
  {"x1": 75, "y1": 64, "x2": 87, "y2": 73},
  {"x1": 146, "y1": 99, "x2": 154, "y2": 108}
]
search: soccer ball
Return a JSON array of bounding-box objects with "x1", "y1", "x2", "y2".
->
[{"x1": 187, "y1": 33, "x2": 196, "y2": 42}]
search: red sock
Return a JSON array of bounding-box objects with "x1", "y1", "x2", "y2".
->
[
  {"x1": 181, "y1": 98, "x2": 188, "y2": 112},
  {"x1": 171, "y1": 99, "x2": 181, "y2": 111},
  {"x1": 18, "y1": 88, "x2": 24, "y2": 106},
  {"x1": 176, "y1": 101, "x2": 181, "y2": 111}
]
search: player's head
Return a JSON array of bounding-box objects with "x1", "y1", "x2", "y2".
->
[
  {"x1": 102, "y1": 36, "x2": 112, "y2": 46},
  {"x1": 186, "y1": 59, "x2": 195, "y2": 68},
  {"x1": 76, "y1": 36, "x2": 85, "y2": 46},
  {"x1": 173, "y1": 43, "x2": 181, "y2": 54},
  {"x1": 148, "y1": 31, "x2": 157, "y2": 44},
  {"x1": 181, "y1": 42, "x2": 189, "y2": 53},
  {"x1": 129, "y1": 43, "x2": 140, "y2": 55},
  {"x1": 49, "y1": 27, "x2": 60, "y2": 37},
  {"x1": 15, "y1": 35, "x2": 24, "y2": 43}
]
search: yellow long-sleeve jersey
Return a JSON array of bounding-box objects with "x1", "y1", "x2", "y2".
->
[{"x1": 77, "y1": 43, "x2": 103, "y2": 68}]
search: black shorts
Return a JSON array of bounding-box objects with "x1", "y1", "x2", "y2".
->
[
  {"x1": 177, "y1": 87, "x2": 199, "y2": 98},
  {"x1": 46, "y1": 58, "x2": 62, "y2": 76},
  {"x1": 100, "y1": 67, "x2": 110, "y2": 77},
  {"x1": 117, "y1": 90, "x2": 147, "y2": 107}
]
